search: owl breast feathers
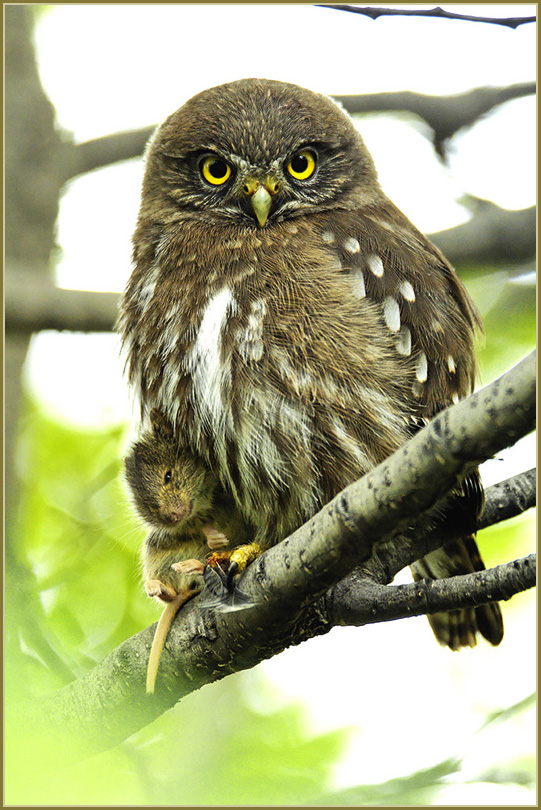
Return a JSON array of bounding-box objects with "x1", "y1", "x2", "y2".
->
[{"x1": 119, "y1": 78, "x2": 503, "y2": 650}]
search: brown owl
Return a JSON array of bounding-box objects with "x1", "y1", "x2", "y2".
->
[{"x1": 118, "y1": 78, "x2": 503, "y2": 651}]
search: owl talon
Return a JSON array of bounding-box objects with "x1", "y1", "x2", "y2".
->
[
  {"x1": 206, "y1": 542, "x2": 264, "y2": 592},
  {"x1": 226, "y1": 561, "x2": 239, "y2": 591},
  {"x1": 206, "y1": 551, "x2": 234, "y2": 591}
]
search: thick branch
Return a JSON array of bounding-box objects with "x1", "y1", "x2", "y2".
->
[
  {"x1": 65, "y1": 126, "x2": 155, "y2": 180},
  {"x1": 26, "y1": 352, "x2": 535, "y2": 760},
  {"x1": 317, "y1": 6, "x2": 536, "y2": 28},
  {"x1": 429, "y1": 200, "x2": 536, "y2": 266},
  {"x1": 5, "y1": 264, "x2": 119, "y2": 333},
  {"x1": 334, "y1": 83, "x2": 536, "y2": 156}
]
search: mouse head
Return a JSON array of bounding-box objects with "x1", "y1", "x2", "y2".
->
[{"x1": 124, "y1": 409, "x2": 213, "y2": 531}]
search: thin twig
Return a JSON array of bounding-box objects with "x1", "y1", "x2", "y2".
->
[
  {"x1": 330, "y1": 554, "x2": 536, "y2": 628},
  {"x1": 317, "y1": 5, "x2": 536, "y2": 28},
  {"x1": 479, "y1": 468, "x2": 536, "y2": 530}
]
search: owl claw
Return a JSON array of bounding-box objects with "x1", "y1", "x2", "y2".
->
[
  {"x1": 226, "y1": 561, "x2": 239, "y2": 591},
  {"x1": 205, "y1": 551, "x2": 235, "y2": 592},
  {"x1": 206, "y1": 542, "x2": 264, "y2": 592}
]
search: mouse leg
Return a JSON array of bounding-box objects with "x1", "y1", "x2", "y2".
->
[
  {"x1": 145, "y1": 578, "x2": 177, "y2": 603},
  {"x1": 202, "y1": 525, "x2": 230, "y2": 550},
  {"x1": 171, "y1": 558, "x2": 206, "y2": 575}
]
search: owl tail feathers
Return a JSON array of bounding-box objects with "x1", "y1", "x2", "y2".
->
[
  {"x1": 424, "y1": 603, "x2": 503, "y2": 651},
  {"x1": 411, "y1": 536, "x2": 504, "y2": 651}
]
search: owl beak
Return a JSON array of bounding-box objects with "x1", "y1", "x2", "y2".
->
[
  {"x1": 251, "y1": 186, "x2": 272, "y2": 227},
  {"x1": 243, "y1": 177, "x2": 280, "y2": 227}
]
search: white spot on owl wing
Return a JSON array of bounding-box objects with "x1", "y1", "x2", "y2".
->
[
  {"x1": 399, "y1": 280, "x2": 416, "y2": 302},
  {"x1": 395, "y1": 325, "x2": 412, "y2": 356},
  {"x1": 237, "y1": 298, "x2": 267, "y2": 362},
  {"x1": 322, "y1": 230, "x2": 335, "y2": 243},
  {"x1": 415, "y1": 352, "x2": 428, "y2": 383},
  {"x1": 344, "y1": 237, "x2": 361, "y2": 253},
  {"x1": 351, "y1": 269, "x2": 366, "y2": 299},
  {"x1": 367, "y1": 254, "x2": 384, "y2": 277},
  {"x1": 383, "y1": 296, "x2": 401, "y2": 332},
  {"x1": 452, "y1": 392, "x2": 460, "y2": 404},
  {"x1": 447, "y1": 355, "x2": 456, "y2": 373},
  {"x1": 184, "y1": 287, "x2": 237, "y2": 431}
]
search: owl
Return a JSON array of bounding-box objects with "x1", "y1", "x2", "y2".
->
[{"x1": 118, "y1": 78, "x2": 503, "y2": 651}]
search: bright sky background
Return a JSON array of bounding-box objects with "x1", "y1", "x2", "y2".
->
[{"x1": 26, "y1": 4, "x2": 536, "y2": 802}]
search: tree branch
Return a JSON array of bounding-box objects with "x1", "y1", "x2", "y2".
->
[
  {"x1": 334, "y1": 84, "x2": 536, "y2": 157},
  {"x1": 5, "y1": 264, "x2": 119, "y2": 333},
  {"x1": 26, "y1": 352, "x2": 535, "y2": 762},
  {"x1": 65, "y1": 126, "x2": 155, "y2": 180},
  {"x1": 328, "y1": 554, "x2": 536, "y2": 628},
  {"x1": 317, "y1": 6, "x2": 536, "y2": 28},
  {"x1": 429, "y1": 200, "x2": 536, "y2": 266},
  {"x1": 333, "y1": 466, "x2": 536, "y2": 597},
  {"x1": 479, "y1": 468, "x2": 536, "y2": 530}
]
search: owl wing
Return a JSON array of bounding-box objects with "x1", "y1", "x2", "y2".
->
[{"x1": 320, "y1": 201, "x2": 503, "y2": 649}]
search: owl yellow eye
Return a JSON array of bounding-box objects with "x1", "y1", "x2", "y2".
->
[
  {"x1": 286, "y1": 150, "x2": 316, "y2": 180},
  {"x1": 200, "y1": 156, "x2": 232, "y2": 186}
]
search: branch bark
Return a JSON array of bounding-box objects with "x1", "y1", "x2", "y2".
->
[
  {"x1": 66, "y1": 126, "x2": 155, "y2": 179},
  {"x1": 329, "y1": 554, "x2": 536, "y2": 627},
  {"x1": 26, "y1": 352, "x2": 535, "y2": 762}
]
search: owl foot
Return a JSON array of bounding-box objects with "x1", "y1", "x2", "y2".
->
[
  {"x1": 145, "y1": 579, "x2": 178, "y2": 603},
  {"x1": 202, "y1": 525, "x2": 230, "y2": 550},
  {"x1": 206, "y1": 541, "x2": 264, "y2": 591}
]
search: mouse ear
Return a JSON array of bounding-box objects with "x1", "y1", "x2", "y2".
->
[{"x1": 149, "y1": 408, "x2": 174, "y2": 441}]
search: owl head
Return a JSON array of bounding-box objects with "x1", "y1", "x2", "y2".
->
[{"x1": 140, "y1": 78, "x2": 382, "y2": 228}]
